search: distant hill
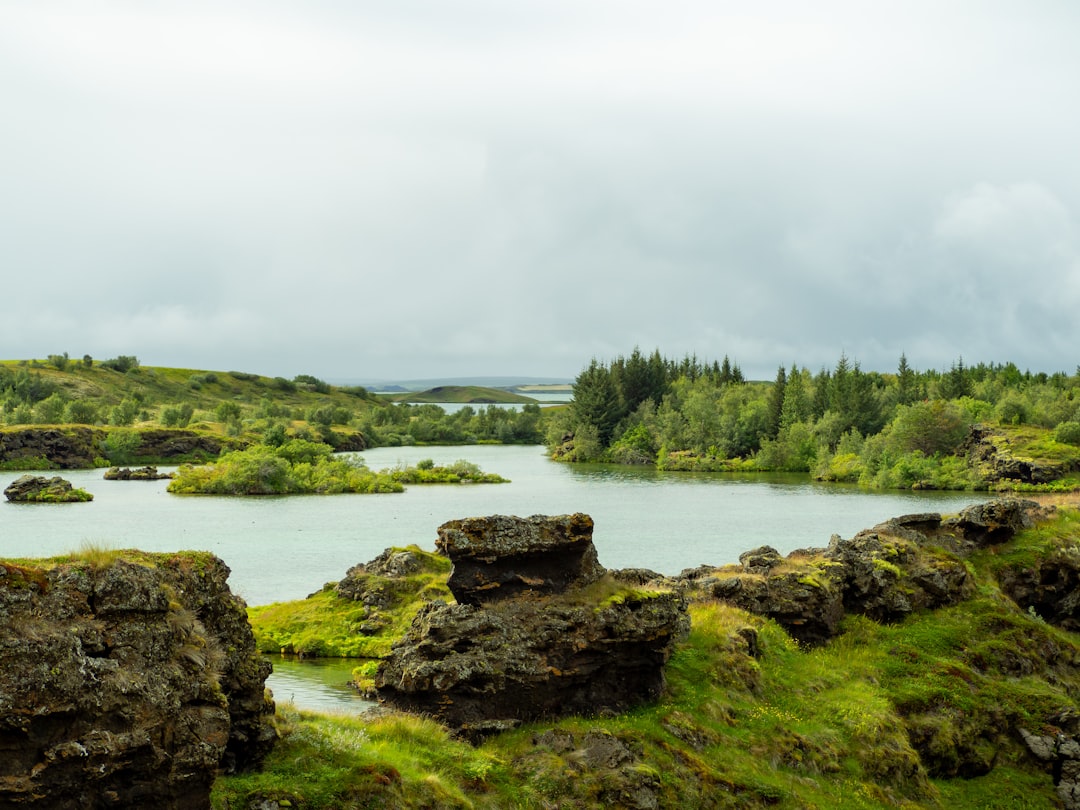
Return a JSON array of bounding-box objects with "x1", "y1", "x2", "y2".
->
[
  {"x1": 344, "y1": 376, "x2": 572, "y2": 392},
  {"x1": 381, "y1": 385, "x2": 538, "y2": 404}
]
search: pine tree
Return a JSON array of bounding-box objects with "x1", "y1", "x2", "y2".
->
[{"x1": 766, "y1": 365, "x2": 787, "y2": 439}]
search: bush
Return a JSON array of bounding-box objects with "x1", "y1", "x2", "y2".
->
[
  {"x1": 64, "y1": 400, "x2": 99, "y2": 424},
  {"x1": 888, "y1": 400, "x2": 971, "y2": 456},
  {"x1": 101, "y1": 355, "x2": 140, "y2": 373},
  {"x1": 102, "y1": 429, "x2": 142, "y2": 464},
  {"x1": 1054, "y1": 421, "x2": 1080, "y2": 446}
]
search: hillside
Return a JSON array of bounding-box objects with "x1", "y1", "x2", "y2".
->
[
  {"x1": 0, "y1": 359, "x2": 550, "y2": 469},
  {"x1": 383, "y1": 385, "x2": 538, "y2": 404}
]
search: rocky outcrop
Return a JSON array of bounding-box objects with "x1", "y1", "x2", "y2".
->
[
  {"x1": 103, "y1": 466, "x2": 175, "y2": 480},
  {"x1": 4, "y1": 475, "x2": 92, "y2": 503},
  {"x1": 128, "y1": 429, "x2": 237, "y2": 461},
  {"x1": 375, "y1": 514, "x2": 688, "y2": 739},
  {"x1": 0, "y1": 427, "x2": 103, "y2": 469},
  {"x1": 436, "y1": 512, "x2": 604, "y2": 605},
  {"x1": 966, "y1": 424, "x2": 1073, "y2": 485},
  {"x1": 1020, "y1": 709, "x2": 1080, "y2": 810},
  {"x1": 692, "y1": 499, "x2": 1042, "y2": 645},
  {"x1": 0, "y1": 552, "x2": 276, "y2": 808}
]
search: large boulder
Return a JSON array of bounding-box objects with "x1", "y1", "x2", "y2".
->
[
  {"x1": 376, "y1": 514, "x2": 687, "y2": 739},
  {"x1": 0, "y1": 552, "x2": 276, "y2": 808},
  {"x1": 436, "y1": 513, "x2": 604, "y2": 605}
]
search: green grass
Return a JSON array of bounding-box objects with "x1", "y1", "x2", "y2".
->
[
  {"x1": 217, "y1": 511, "x2": 1080, "y2": 809},
  {"x1": 247, "y1": 546, "x2": 452, "y2": 664}
]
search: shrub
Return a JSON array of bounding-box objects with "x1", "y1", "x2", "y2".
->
[
  {"x1": 64, "y1": 400, "x2": 99, "y2": 424},
  {"x1": 101, "y1": 355, "x2": 140, "y2": 373},
  {"x1": 102, "y1": 429, "x2": 142, "y2": 464},
  {"x1": 1054, "y1": 421, "x2": 1080, "y2": 446}
]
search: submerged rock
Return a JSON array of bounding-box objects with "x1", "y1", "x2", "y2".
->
[
  {"x1": 376, "y1": 514, "x2": 688, "y2": 739},
  {"x1": 0, "y1": 552, "x2": 276, "y2": 808},
  {"x1": 3, "y1": 474, "x2": 92, "y2": 503}
]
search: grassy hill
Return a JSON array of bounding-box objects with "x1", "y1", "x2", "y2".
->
[
  {"x1": 383, "y1": 385, "x2": 538, "y2": 404},
  {"x1": 0, "y1": 359, "x2": 551, "y2": 468}
]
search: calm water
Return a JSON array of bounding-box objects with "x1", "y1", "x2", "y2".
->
[
  {"x1": 1, "y1": 445, "x2": 986, "y2": 605},
  {"x1": 263, "y1": 656, "x2": 374, "y2": 713},
  {"x1": 1, "y1": 445, "x2": 987, "y2": 712}
]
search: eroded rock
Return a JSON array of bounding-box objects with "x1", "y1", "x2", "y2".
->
[
  {"x1": 693, "y1": 500, "x2": 1042, "y2": 645},
  {"x1": 436, "y1": 513, "x2": 604, "y2": 605},
  {"x1": 3, "y1": 475, "x2": 92, "y2": 503},
  {"x1": 0, "y1": 552, "x2": 275, "y2": 808},
  {"x1": 376, "y1": 514, "x2": 687, "y2": 739},
  {"x1": 103, "y1": 466, "x2": 174, "y2": 480}
]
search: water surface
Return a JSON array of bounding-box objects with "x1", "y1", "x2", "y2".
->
[{"x1": 1, "y1": 445, "x2": 986, "y2": 607}]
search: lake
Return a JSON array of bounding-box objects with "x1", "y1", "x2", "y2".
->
[
  {"x1": 1, "y1": 445, "x2": 989, "y2": 713},
  {"x1": 0, "y1": 444, "x2": 987, "y2": 606}
]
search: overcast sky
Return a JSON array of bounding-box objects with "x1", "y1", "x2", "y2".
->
[{"x1": 3, "y1": 2, "x2": 1079, "y2": 382}]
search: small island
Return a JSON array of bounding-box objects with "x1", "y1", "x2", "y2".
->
[
  {"x1": 167, "y1": 440, "x2": 507, "y2": 495},
  {"x1": 3, "y1": 474, "x2": 93, "y2": 503}
]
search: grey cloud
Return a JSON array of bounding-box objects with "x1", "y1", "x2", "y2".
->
[{"x1": 2, "y1": 2, "x2": 1080, "y2": 380}]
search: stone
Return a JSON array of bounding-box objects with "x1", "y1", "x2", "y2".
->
[
  {"x1": 375, "y1": 514, "x2": 688, "y2": 739},
  {"x1": 103, "y1": 466, "x2": 174, "y2": 480},
  {"x1": 435, "y1": 513, "x2": 604, "y2": 605},
  {"x1": 3, "y1": 475, "x2": 92, "y2": 503},
  {"x1": 0, "y1": 552, "x2": 276, "y2": 808},
  {"x1": 691, "y1": 502, "x2": 1049, "y2": 645}
]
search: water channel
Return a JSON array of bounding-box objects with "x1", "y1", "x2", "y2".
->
[{"x1": 1, "y1": 445, "x2": 989, "y2": 713}]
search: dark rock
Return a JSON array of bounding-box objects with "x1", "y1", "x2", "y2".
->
[
  {"x1": 435, "y1": 513, "x2": 604, "y2": 605},
  {"x1": 335, "y1": 547, "x2": 427, "y2": 603},
  {"x1": 965, "y1": 425, "x2": 1070, "y2": 485},
  {"x1": 941, "y1": 498, "x2": 1047, "y2": 549},
  {"x1": 376, "y1": 514, "x2": 688, "y2": 739},
  {"x1": 0, "y1": 427, "x2": 103, "y2": 469},
  {"x1": 4, "y1": 475, "x2": 92, "y2": 503},
  {"x1": 103, "y1": 465, "x2": 175, "y2": 480},
  {"x1": 825, "y1": 528, "x2": 974, "y2": 623},
  {"x1": 133, "y1": 429, "x2": 236, "y2": 461},
  {"x1": 0, "y1": 552, "x2": 275, "y2": 808},
  {"x1": 738, "y1": 545, "x2": 783, "y2": 575},
  {"x1": 694, "y1": 501, "x2": 1048, "y2": 645},
  {"x1": 376, "y1": 589, "x2": 688, "y2": 740},
  {"x1": 1020, "y1": 709, "x2": 1080, "y2": 809},
  {"x1": 709, "y1": 564, "x2": 845, "y2": 646}
]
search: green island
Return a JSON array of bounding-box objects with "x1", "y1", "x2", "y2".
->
[
  {"x1": 166, "y1": 441, "x2": 507, "y2": 495},
  {"x1": 211, "y1": 500, "x2": 1080, "y2": 809}
]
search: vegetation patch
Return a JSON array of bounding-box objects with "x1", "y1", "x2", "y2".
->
[
  {"x1": 247, "y1": 545, "x2": 452, "y2": 674},
  {"x1": 218, "y1": 509, "x2": 1080, "y2": 808}
]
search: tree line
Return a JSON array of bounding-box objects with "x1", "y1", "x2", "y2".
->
[{"x1": 548, "y1": 349, "x2": 1080, "y2": 490}]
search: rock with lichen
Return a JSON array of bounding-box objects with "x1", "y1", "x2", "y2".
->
[{"x1": 0, "y1": 552, "x2": 276, "y2": 808}]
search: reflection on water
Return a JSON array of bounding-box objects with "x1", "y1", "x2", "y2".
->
[{"x1": 264, "y1": 655, "x2": 375, "y2": 714}]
